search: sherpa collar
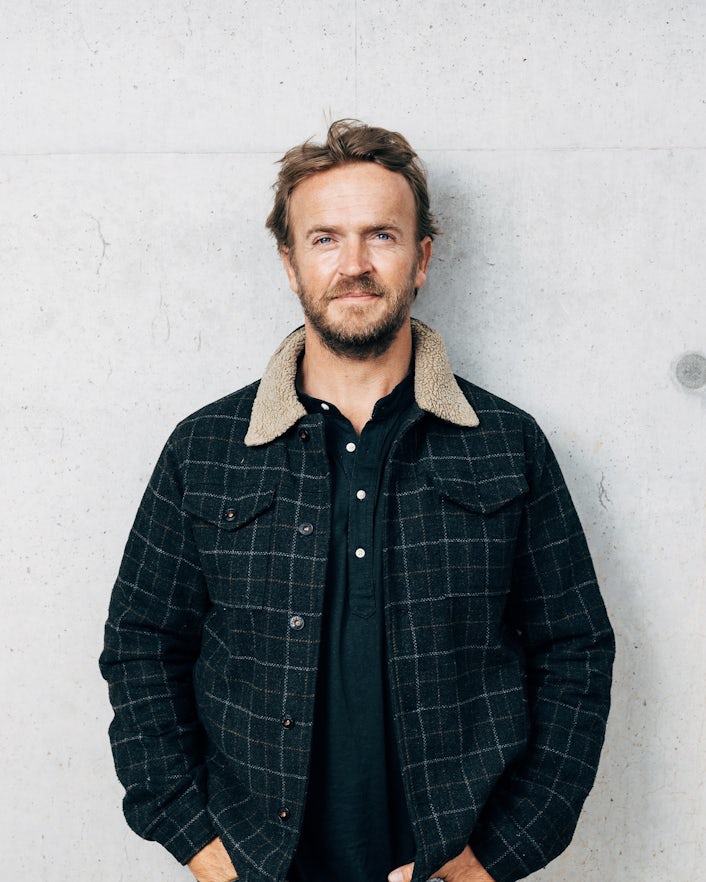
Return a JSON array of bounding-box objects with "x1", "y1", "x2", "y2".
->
[{"x1": 244, "y1": 318, "x2": 479, "y2": 446}]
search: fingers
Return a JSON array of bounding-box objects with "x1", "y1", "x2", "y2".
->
[{"x1": 388, "y1": 862, "x2": 415, "y2": 882}]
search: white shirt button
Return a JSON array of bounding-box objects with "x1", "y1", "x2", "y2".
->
[
  {"x1": 355, "y1": 547, "x2": 366, "y2": 559},
  {"x1": 320, "y1": 402, "x2": 330, "y2": 411},
  {"x1": 356, "y1": 489, "x2": 366, "y2": 500},
  {"x1": 345, "y1": 442, "x2": 356, "y2": 452}
]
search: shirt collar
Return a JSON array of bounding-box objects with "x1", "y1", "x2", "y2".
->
[
  {"x1": 297, "y1": 371, "x2": 415, "y2": 424},
  {"x1": 244, "y1": 318, "x2": 479, "y2": 447}
]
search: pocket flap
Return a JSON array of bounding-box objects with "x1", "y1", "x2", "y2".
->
[
  {"x1": 182, "y1": 485, "x2": 276, "y2": 529},
  {"x1": 432, "y1": 473, "x2": 528, "y2": 515}
]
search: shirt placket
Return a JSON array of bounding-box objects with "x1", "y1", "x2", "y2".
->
[{"x1": 345, "y1": 431, "x2": 378, "y2": 618}]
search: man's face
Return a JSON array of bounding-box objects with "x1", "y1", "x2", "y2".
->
[{"x1": 281, "y1": 162, "x2": 432, "y2": 359}]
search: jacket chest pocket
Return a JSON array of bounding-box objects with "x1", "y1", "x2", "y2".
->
[
  {"x1": 182, "y1": 485, "x2": 276, "y2": 609},
  {"x1": 429, "y1": 473, "x2": 528, "y2": 602}
]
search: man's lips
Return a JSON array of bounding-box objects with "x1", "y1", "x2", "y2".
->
[{"x1": 330, "y1": 286, "x2": 382, "y2": 300}]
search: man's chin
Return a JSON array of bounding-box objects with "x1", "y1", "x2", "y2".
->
[
  {"x1": 325, "y1": 295, "x2": 383, "y2": 319},
  {"x1": 310, "y1": 314, "x2": 409, "y2": 360}
]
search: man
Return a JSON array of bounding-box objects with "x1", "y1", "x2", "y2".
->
[{"x1": 100, "y1": 120, "x2": 614, "y2": 882}]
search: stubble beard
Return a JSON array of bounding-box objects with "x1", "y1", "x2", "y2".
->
[{"x1": 295, "y1": 269, "x2": 419, "y2": 361}]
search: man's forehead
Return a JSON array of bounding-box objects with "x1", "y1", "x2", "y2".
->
[{"x1": 288, "y1": 162, "x2": 416, "y2": 221}]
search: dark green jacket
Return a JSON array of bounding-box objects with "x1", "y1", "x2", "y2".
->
[{"x1": 100, "y1": 320, "x2": 614, "y2": 882}]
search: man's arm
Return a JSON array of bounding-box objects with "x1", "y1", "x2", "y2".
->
[
  {"x1": 468, "y1": 421, "x2": 615, "y2": 882},
  {"x1": 99, "y1": 437, "x2": 217, "y2": 865}
]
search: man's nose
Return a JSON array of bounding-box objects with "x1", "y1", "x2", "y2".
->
[{"x1": 338, "y1": 236, "x2": 372, "y2": 277}]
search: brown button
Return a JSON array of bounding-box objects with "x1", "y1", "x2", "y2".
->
[
  {"x1": 278, "y1": 808, "x2": 290, "y2": 821},
  {"x1": 297, "y1": 522, "x2": 313, "y2": 536},
  {"x1": 224, "y1": 509, "x2": 236, "y2": 522},
  {"x1": 282, "y1": 717, "x2": 295, "y2": 729},
  {"x1": 299, "y1": 429, "x2": 310, "y2": 442},
  {"x1": 289, "y1": 615, "x2": 305, "y2": 631}
]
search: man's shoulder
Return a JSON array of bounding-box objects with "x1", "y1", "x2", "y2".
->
[
  {"x1": 166, "y1": 379, "x2": 262, "y2": 451},
  {"x1": 183, "y1": 379, "x2": 261, "y2": 421},
  {"x1": 454, "y1": 374, "x2": 540, "y2": 435},
  {"x1": 440, "y1": 377, "x2": 551, "y2": 491}
]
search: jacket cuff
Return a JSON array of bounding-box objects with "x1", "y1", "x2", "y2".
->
[
  {"x1": 137, "y1": 788, "x2": 217, "y2": 866},
  {"x1": 469, "y1": 825, "x2": 542, "y2": 882}
]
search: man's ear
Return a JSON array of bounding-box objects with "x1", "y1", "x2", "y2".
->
[
  {"x1": 281, "y1": 246, "x2": 299, "y2": 294},
  {"x1": 414, "y1": 237, "x2": 433, "y2": 290}
]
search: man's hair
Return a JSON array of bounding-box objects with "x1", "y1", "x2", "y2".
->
[{"x1": 266, "y1": 118, "x2": 440, "y2": 250}]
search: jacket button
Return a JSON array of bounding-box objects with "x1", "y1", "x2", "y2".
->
[
  {"x1": 297, "y1": 522, "x2": 314, "y2": 536},
  {"x1": 289, "y1": 615, "x2": 305, "y2": 631},
  {"x1": 282, "y1": 717, "x2": 295, "y2": 729},
  {"x1": 278, "y1": 808, "x2": 290, "y2": 821},
  {"x1": 224, "y1": 509, "x2": 236, "y2": 522},
  {"x1": 298, "y1": 429, "x2": 310, "y2": 442}
]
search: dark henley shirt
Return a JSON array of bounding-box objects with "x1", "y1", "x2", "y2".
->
[{"x1": 290, "y1": 373, "x2": 417, "y2": 882}]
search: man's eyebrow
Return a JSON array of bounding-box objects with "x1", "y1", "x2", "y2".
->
[
  {"x1": 304, "y1": 225, "x2": 340, "y2": 238},
  {"x1": 367, "y1": 223, "x2": 404, "y2": 234},
  {"x1": 303, "y1": 222, "x2": 404, "y2": 238}
]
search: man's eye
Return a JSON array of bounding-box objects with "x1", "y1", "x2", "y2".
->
[
  {"x1": 315, "y1": 236, "x2": 333, "y2": 245},
  {"x1": 375, "y1": 232, "x2": 391, "y2": 240}
]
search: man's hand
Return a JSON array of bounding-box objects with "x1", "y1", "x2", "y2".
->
[
  {"x1": 187, "y1": 837, "x2": 238, "y2": 882},
  {"x1": 388, "y1": 844, "x2": 495, "y2": 882}
]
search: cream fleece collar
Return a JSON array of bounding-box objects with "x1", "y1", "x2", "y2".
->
[{"x1": 244, "y1": 318, "x2": 479, "y2": 446}]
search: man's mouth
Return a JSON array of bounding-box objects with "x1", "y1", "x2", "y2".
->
[{"x1": 330, "y1": 282, "x2": 382, "y2": 300}]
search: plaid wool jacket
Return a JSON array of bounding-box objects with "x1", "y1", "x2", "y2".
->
[{"x1": 100, "y1": 320, "x2": 614, "y2": 882}]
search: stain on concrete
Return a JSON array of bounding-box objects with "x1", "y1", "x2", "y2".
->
[{"x1": 675, "y1": 352, "x2": 706, "y2": 390}]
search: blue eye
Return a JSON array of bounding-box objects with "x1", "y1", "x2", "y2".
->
[
  {"x1": 315, "y1": 236, "x2": 332, "y2": 245},
  {"x1": 375, "y1": 232, "x2": 391, "y2": 240}
]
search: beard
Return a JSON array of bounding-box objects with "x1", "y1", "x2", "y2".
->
[{"x1": 294, "y1": 267, "x2": 418, "y2": 360}]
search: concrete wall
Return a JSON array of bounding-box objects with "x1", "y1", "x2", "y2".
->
[{"x1": 2, "y1": 2, "x2": 704, "y2": 879}]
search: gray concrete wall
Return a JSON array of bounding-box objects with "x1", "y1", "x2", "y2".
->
[{"x1": 2, "y1": 2, "x2": 704, "y2": 879}]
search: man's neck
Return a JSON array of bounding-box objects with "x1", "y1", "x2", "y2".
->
[{"x1": 298, "y1": 320, "x2": 413, "y2": 435}]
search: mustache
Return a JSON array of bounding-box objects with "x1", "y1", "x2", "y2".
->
[{"x1": 328, "y1": 277, "x2": 383, "y2": 299}]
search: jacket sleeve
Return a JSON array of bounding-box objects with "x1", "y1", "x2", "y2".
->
[
  {"x1": 469, "y1": 420, "x2": 615, "y2": 882},
  {"x1": 99, "y1": 435, "x2": 216, "y2": 864}
]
